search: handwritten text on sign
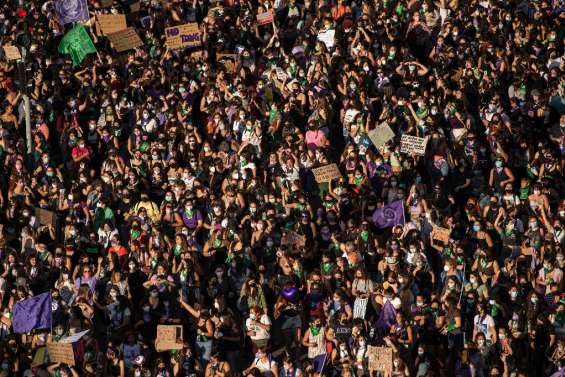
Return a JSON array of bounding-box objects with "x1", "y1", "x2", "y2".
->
[
  {"x1": 367, "y1": 346, "x2": 392, "y2": 373},
  {"x1": 47, "y1": 342, "x2": 75, "y2": 366},
  {"x1": 312, "y1": 163, "x2": 342, "y2": 183},
  {"x1": 368, "y1": 123, "x2": 395, "y2": 150},
  {"x1": 107, "y1": 27, "x2": 143, "y2": 52},
  {"x1": 155, "y1": 325, "x2": 184, "y2": 351},
  {"x1": 400, "y1": 135, "x2": 428, "y2": 155},
  {"x1": 432, "y1": 226, "x2": 451, "y2": 244},
  {"x1": 257, "y1": 10, "x2": 274, "y2": 25},
  {"x1": 165, "y1": 23, "x2": 201, "y2": 49}
]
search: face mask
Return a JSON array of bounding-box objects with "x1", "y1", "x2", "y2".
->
[
  {"x1": 143, "y1": 113, "x2": 149, "y2": 119},
  {"x1": 443, "y1": 265, "x2": 450, "y2": 272},
  {"x1": 495, "y1": 160, "x2": 503, "y2": 168},
  {"x1": 249, "y1": 313, "x2": 256, "y2": 320},
  {"x1": 473, "y1": 225, "x2": 481, "y2": 232}
]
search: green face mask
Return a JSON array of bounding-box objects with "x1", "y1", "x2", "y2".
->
[
  {"x1": 213, "y1": 239, "x2": 222, "y2": 248},
  {"x1": 360, "y1": 230, "x2": 369, "y2": 242},
  {"x1": 310, "y1": 325, "x2": 321, "y2": 336},
  {"x1": 322, "y1": 262, "x2": 332, "y2": 273}
]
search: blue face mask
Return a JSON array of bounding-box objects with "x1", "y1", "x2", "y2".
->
[{"x1": 473, "y1": 225, "x2": 481, "y2": 232}]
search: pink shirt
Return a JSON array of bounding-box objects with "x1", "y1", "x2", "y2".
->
[{"x1": 305, "y1": 130, "x2": 325, "y2": 150}]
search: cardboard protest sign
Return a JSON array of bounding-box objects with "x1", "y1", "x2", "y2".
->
[
  {"x1": 128, "y1": 1, "x2": 141, "y2": 12},
  {"x1": 317, "y1": 29, "x2": 335, "y2": 49},
  {"x1": 312, "y1": 163, "x2": 342, "y2": 183},
  {"x1": 368, "y1": 123, "x2": 395, "y2": 150},
  {"x1": 35, "y1": 207, "x2": 57, "y2": 227},
  {"x1": 367, "y1": 346, "x2": 393, "y2": 374},
  {"x1": 107, "y1": 27, "x2": 143, "y2": 52},
  {"x1": 155, "y1": 325, "x2": 184, "y2": 351},
  {"x1": 281, "y1": 230, "x2": 306, "y2": 249},
  {"x1": 47, "y1": 342, "x2": 75, "y2": 366},
  {"x1": 165, "y1": 23, "x2": 201, "y2": 50},
  {"x1": 97, "y1": 14, "x2": 127, "y2": 35},
  {"x1": 217, "y1": 53, "x2": 237, "y2": 73},
  {"x1": 432, "y1": 226, "x2": 451, "y2": 244},
  {"x1": 400, "y1": 135, "x2": 428, "y2": 155},
  {"x1": 3, "y1": 45, "x2": 21, "y2": 61},
  {"x1": 256, "y1": 10, "x2": 274, "y2": 25}
]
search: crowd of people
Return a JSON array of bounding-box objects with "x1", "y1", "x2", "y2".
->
[{"x1": 0, "y1": 0, "x2": 564, "y2": 376}]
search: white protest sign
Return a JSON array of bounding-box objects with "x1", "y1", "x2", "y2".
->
[
  {"x1": 368, "y1": 123, "x2": 395, "y2": 150},
  {"x1": 344, "y1": 109, "x2": 360, "y2": 124},
  {"x1": 400, "y1": 135, "x2": 428, "y2": 155},
  {"x1": 317, "y1": 29, "x2": 335, "y2": 49}
]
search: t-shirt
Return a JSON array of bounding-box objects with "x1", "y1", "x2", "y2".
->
[
  {"x1": 473, "y1": 314, "x2": 495, "y2": 339},
  {"x1": 246, "y1": 314, "x2": 271, "y2": 340}
]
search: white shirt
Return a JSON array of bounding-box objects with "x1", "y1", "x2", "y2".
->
[
  {"x1": 246, "y1": 314, "x2": 271, "y2": 340},
  {"x1": 473, "y1": 314, "x2": 495, "y2": 340}
]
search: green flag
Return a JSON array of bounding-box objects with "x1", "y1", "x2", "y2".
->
[{"x1": 58, "y1": 24, "x2": 97, "y2": 67}]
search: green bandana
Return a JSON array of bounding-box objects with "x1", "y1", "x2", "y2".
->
[
  {"x1": 360, "y1": 231, "x2": 369, "y2": 242},
  {"x1": 174, "y1": 245, "x2": 182, "y2": 256}
]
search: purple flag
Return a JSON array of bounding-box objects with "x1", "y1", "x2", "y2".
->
[
  {"x1": 54, "y1": 0, "x2": 89, "y2": 26},
  {"x1": 12, "y1": 292, "x2": 52, "y2": 334},
  {"x1": 375, "y1": 300, "x2": 397, "y2": 331},
  {"x1": 372, "y1": 200, "x2": 405, "y2": 229}
]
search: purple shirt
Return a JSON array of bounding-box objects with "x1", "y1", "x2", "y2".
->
[{"x1": 74, "y1": 275, "x2": 97, "y2": 294}]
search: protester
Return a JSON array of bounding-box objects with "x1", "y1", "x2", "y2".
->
[{"x1": 0, "y1": 0, "x2": 564, "y2": 376}]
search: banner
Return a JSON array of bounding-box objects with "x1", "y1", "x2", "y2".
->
[
  {"x1": 317, "y1": 29, "x2": 335, "y2": 49},
  {"x1": 372, "y1": 200, "x2": 405, "y2": 229},
  {"x1": 107, "y1": 27, "x2": 143, "y2": 52},
  {"x1": 54, "y1": 0, "x2": 89, "y2": 25},
  {"x1": 3, "y1": 46, "x2": 21, "y2": 61},
  {"x1": 400, "y1": 134, "x2": 428, "y2": 155},
  {"x1": 312, "y1": 163, "x2": 342, "y2": 183},
  {"x1": 155, "y1": 325, "x2": 183, "y2": 351},
  {"x1": 367, "y1": 346, "x2": 393, "y2": 374},
  {"x1": 431, "y1": 226, "x2": 451, "y2": 244},
  {"x1": 47, "y1": 342, "x2": 75, "y2": 366},
  {"x1": 97, "y1": 14, "x2": 127, "y2": 35},
  {"x1": 256, "y1": 10, "x2": 274, "y2": 25},
  {"x1": 165, "y1": 23, "x2": 201, "y2": 50},
  {"x1": 368, "y1": 123, "x2": 395, "y2": 150}
]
